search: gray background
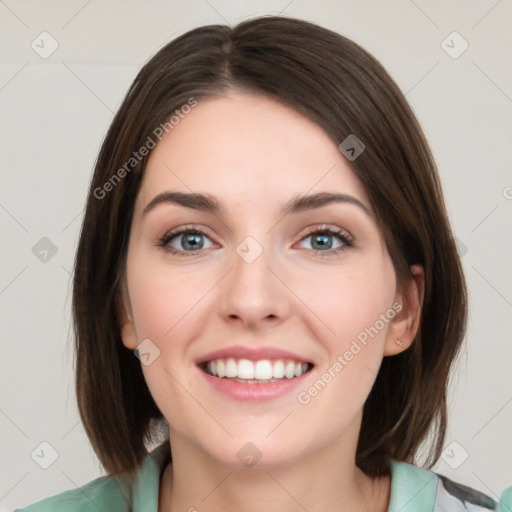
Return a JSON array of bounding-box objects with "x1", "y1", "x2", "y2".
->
[{"x1": 1, "y1": 0, "x2": 511, "y2": 510}]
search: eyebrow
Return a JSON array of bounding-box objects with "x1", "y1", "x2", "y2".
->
[{"x1": 142, "y1": 191, "x2": 372, "y2": 218}]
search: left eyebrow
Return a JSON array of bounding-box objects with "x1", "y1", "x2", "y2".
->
[
  {"x1": 142, "y1": 191, "x2": 372, "y2": 218},
  {"x1": 279, "y1": 191, "x2": 372, "y2": 218}
]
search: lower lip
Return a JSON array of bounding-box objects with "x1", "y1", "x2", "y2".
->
[{"x1": 197, "y1": 365, "x2": 313, "y2": 402}]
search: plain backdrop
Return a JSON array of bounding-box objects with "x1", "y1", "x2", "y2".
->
[{"x1": 1, "y1": 1, "x2": 511, "y2": 510}]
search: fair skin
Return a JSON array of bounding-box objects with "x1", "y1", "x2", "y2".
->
[{"x1": 119, "y1": 90, "x2": 424, "y2": 512}]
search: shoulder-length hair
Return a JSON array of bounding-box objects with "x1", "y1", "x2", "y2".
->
[{"x1": 72, "y1": 15, "x2": 467, "y2": 478}]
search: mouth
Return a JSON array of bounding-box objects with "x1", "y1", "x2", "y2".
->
[{"x1": 198, "y1": 358, "x2": 315, "y2": 384}]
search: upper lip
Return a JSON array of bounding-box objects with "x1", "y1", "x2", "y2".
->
[{"x1": 196, "y1": 346, "x2": 314, "y2": 365}]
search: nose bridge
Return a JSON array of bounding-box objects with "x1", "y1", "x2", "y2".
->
[{"x1": 218, "y1": 230, "x2": 286, "y2": 326}]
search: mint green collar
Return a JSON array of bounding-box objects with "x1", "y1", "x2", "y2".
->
[
  {"x1": 388, "y1": 459, "x2": 437, "y2": 511},
  {"x1": 128, "y1": 442, "x2": 169, "y2": 511},
  {"x1": 134, "y1": 443, "x2": 437, "y2": 512}
]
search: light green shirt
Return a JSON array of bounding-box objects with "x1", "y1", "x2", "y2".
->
[{"x1": 13, "y1": 442, "x2": 512, "y2": 511}]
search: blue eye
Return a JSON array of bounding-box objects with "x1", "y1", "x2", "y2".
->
[
  {"x1": 158, "y1": 227, "x2": 213, "y2": 256},
  {"x1": 157, "y1": 225, "x2": 354, "y2": 257},
  {"x1": 298, "y1": 226, "x2": 354, "y2": 256}
]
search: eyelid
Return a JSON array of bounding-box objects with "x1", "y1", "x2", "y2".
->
[
  {"x1": 293, "y1": 225, "x2": 354, "y2": 254},
  {"x1": 157, "y1": 223, "x2": 355, "y2": 256},
  {"x1": 158, "y1": 225, "x2": 216, "y2": 248},
  {"x1": 298, "y1": 224, "x2": 354, "y2": 243}
]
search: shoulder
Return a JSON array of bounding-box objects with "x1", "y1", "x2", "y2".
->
[
  {"x1": 433, "y1": 473, "x2": 512, "y2": 512},
  {"x1": 12, "y1": 442, "x2": 172, "y2": 512},
  {"x1": 388, "y1": 460, "x2": 512, "y2": 512},
  {"x1": 11, "y1": 473, "x2": 131, "y2": 512}
]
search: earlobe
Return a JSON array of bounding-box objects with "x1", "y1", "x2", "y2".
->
[
  {"x1": 120, "y1": 322, "x2": 138, "y2": 350},
  {"x1": 383, "y1": 264, "x2": 425, "y2": 356},
  {"x1": 117, "y1": 286, "x2": 138, "y2": 350}
]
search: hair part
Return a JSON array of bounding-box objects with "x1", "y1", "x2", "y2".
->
[{"x1": 72, "y1": 15, "x2": 467, "y2": 478}]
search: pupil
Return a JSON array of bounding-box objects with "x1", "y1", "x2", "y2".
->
[
  {"x1": 183, "y1": 233, "x2": 203, "y2": 250},
  {"x1": 313, "y1": 234, "x2": 332, "y2": 250}
]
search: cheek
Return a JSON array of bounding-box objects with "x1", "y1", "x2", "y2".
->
[
  {"x1": 130, "y1": 282, "x2": 179, "y2": 340},
  {"x1": 127, "y1": 247, "x2": 201, "y2": 341},
  {"x1": 312, "y1": 257, "x2": 396, "y2": 348},
  {"x1": 306, "y1": 260, "x2": 395, "y2": 402},
  {"x1": 126, "y1": 250, "x2": 204, "y2": 428}
]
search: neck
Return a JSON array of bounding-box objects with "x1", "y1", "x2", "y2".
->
[{"x1": 158, "y1": 423, "x2": 391, "y2": 512}]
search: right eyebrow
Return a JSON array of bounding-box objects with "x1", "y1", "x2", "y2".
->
[{"x1": 143, "y1": 192, "x2": 223, "y2": 217}]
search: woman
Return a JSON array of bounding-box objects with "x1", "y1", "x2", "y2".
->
[{"x1": 15, "y1": 15, "x2": 511, "y2": 512}]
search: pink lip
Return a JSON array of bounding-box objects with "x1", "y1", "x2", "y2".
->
[
  {"x1": 195, "y1": 345, "x2": 313, "y2": 365},
  {"x1": 196, "y1": 364, "x2": 314, "y2": 402}
]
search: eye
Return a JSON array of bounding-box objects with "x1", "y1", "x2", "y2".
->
[
  {"x1": 156, "y1": 224, "x2": 354, "y2": 257},
  {"x1": 296, "y1": 225, "x2": 354, "y2": 256},
  {"x1": 157, "y1": 226, "x2": 214, "y2": 256}
]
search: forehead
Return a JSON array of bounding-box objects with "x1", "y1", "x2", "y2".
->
[{"x1": 136, "y1": 91, "x2": 369, "y2": 215}]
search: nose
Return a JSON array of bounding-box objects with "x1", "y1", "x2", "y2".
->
[{"x1": 217, "y1": 237, "x2": 290, "y2": 331}]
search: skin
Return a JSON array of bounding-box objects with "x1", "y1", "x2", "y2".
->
[{"x1": 119, "y1": 90, "x2": 424, "y2": 512}]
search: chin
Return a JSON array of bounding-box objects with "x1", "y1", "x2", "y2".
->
[{"x1": 199, "y1": 431, "x2": 311, "y2": 470}]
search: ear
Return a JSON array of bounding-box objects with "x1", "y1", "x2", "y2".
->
[
  {"x1": 117, "y1": 279, "x2": 138, "y2": 350},
  {"x1": 383, "y1": 264, "x2": 425, "y2": 356}
]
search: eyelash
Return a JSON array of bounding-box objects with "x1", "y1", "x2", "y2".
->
[{"x1": 156, "y1": 224, "x2": 354, "y2": 258}]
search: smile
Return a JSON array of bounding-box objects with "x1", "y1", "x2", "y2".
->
[
  {"x1": 197, "y1": 358, "x2": 315, "y2": 401},
  {"x1": 200, "y1": 358, "x2": 313, "y2": 382}
]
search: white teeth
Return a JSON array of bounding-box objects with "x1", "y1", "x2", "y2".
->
[
  {"x1": 237, "y1": 359, "x2": 255, "y2": 379},
  {"x1": 254, "y1": 360, "x2": 273, "y2": 380},
  {"x1": 225, "y1": 358, "x2": 237, "y2": 378},
  {"x1": 203, "y1": 358, "x2": 311, "y2": 380},
  {"x1": 217, "y1": 359, "x2": 225, "y2": 378},
  {"x1": 272, "y1": 360, "x2": 285, "y2": 378},
  {"x1": 284, "y1": 361, "x2": 295, "y2": 379},
  {"x1": 296, "y1": 363, "x2": 308, "y2": 376}
]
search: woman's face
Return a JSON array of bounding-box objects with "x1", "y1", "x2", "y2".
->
[{"x1": 121, "y1": 90, "x2": 420, "y2": 468}]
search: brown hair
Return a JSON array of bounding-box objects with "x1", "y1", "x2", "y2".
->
[{"x1": 72, "y1": 15, "x2": 467, "y2": 478}]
